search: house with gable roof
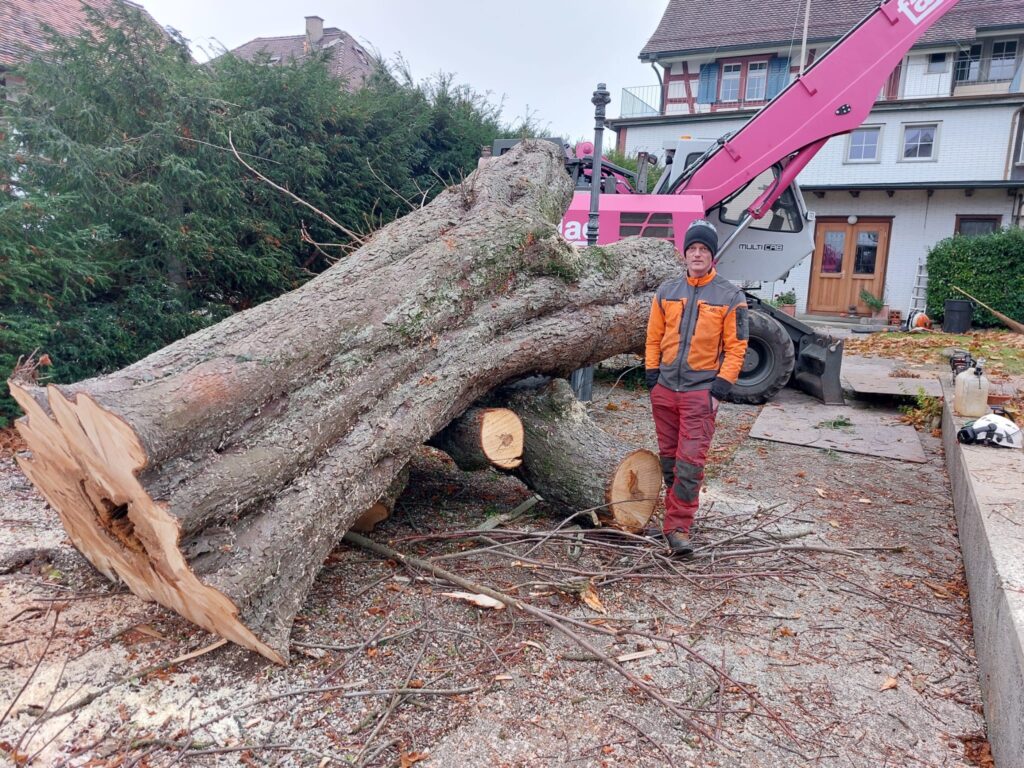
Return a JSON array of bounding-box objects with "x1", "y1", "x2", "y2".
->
[
  {"x1": 611, "y1": 0, "x2": 1024, "y2": 319},
  {"x1": 229, "y1": 16, "x2": 375, "y2": 92},
  {"x1": 0, "y1": 0, "x2": 165, "y2": 98}
]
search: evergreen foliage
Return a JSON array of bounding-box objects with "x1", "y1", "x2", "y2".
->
[
  {"x1": 926, "y1": 228, "x2": 1024, "y2": 327},
  {"x1": 1, "y1": 5, "x2": 533, "y2": 425}
]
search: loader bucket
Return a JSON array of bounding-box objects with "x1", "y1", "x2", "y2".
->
[{"x1": 793, "y1": 333, "x2": 845, "y2": 405}]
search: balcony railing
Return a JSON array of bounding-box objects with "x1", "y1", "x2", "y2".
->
[{"x1": 619, "y1": 84, "x2": 768, "y2": 118}]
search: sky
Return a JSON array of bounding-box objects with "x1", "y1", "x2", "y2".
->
[{"x1": 134, "y1": 0, "x2": 669, "y2": 140}]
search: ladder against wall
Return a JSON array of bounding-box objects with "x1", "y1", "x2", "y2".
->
[{"x1": 910, "y1": 261, "x2": 928, "y2": 314}]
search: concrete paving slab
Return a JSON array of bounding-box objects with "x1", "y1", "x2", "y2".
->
[
  {"x1": 749, "y1": 388, "x2": 927, "y2": 462},
  {"x1": 943, "y1": 378, "x2": 1024, "y2": 768},
  {"x1": 842, "y1": 364, "x2": 943, "y2": 397}
]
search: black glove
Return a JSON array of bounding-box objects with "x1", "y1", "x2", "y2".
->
[
  {"x1": 645, "y1": 369, "x2": 660, "y2": 390},
  {"x1": 710, "y1": 376, "x2": 732, "y2": 401}
]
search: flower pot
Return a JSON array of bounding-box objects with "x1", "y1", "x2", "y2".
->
[
  {"x1": 871, "y1": 305, "x2": 889, "y2": 323},
  {"x1": 780, "y1": 304, "x2": 797, "y2": 317}
]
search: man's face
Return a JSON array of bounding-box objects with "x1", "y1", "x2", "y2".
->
[{"x1": 684, "y1": 242, "x2": 713, "y2": 278}]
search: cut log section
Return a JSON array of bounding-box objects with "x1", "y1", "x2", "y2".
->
[
  {"x1": 8, "y1": 140, "x2": 679, "y2": 663},
  {"x1": 429, "y1": 407, "x2": 523, "y2": 471},
  {"x1": 505, "y1": 379, "x2": 661, "y2": 533},
  {"x1": 350, "y1": 464, "x2": 410, "y2": 533}
]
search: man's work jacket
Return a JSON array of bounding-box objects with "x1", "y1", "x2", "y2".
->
[{"x1": 645, "y1": 269, "x2": 749, "y2": 392}]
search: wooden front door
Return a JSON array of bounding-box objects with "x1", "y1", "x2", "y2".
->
[{"x1": 808, "y1": 218, "x2": 891, "y2": 315}]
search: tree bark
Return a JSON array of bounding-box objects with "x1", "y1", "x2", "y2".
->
[
  {"x1": 8, "y1": 140, "x2": 678, "y2": 663},
  {"x1": 503, "y1": 379, "x2": 661, "y2": 533},
  {"x1": 428, "y1": 407, "x2": 523, "y2": 471}
]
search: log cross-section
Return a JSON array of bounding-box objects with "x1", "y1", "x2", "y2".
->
[
  {"x1": 429, "y1": 407, "x2": 524, "y2": 471},
  {"x1": 8, "y1": 140, "x2": 680, "y2": 663}
]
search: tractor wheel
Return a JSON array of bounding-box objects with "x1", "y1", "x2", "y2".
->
[{"x1": 727, "y1": 311, "x2": 795, "y2": 404}]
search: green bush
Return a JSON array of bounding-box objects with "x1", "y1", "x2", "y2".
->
[{"x1": 926, "y1": 228, "x2": 1024, "y2": 326}]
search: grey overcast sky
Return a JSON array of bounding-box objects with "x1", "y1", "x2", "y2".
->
[{"x1": 135, "y1": 0, "x2": 669, "y2": 140}]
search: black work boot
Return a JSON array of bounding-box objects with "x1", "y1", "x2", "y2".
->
[{"x1": 666, "y1": 530, "x2": 693, "y2": 557}]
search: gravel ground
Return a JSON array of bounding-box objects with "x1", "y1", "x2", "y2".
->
[{"x1": 0, "y1": 372, "x2": 990, "y2": 767}]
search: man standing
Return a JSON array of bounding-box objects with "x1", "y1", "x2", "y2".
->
[{"x1": 645, "y1": 219, "x2": 749, "y2": 555}]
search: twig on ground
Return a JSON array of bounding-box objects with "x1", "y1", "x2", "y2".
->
[
  {"x1": 342, "y1": 530, "x2": 730, "y2": 751},
  {"x1": 43, "y1": 638, "x2": 226, "y2": 719},
  {"x1": 0, "y1": 609, "x2": 59, "y2": 730}
]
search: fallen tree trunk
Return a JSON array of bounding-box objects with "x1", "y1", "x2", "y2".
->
[
  {"x1": 428, "y1": 407, "x2": 523, "y2": 471},
  {"x1": 503, "y1": 379, "x2": 661, "y2": 532},
  {"x1": 9, "y1": 140, "x2": 679, "y2": 663}
]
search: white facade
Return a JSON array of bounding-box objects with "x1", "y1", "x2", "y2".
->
[{"x1": 614, "y1": 32, "x2": 1024, "y2": 318}]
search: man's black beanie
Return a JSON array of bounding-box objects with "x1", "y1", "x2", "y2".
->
[{"x1": 684, "y1": 218, "x2": 718, "y2": 258}]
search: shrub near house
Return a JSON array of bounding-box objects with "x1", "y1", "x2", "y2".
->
[{"x1": 926, "y1": 228, "x2": 1024, "y2": 326}]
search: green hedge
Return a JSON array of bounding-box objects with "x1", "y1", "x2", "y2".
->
[{"x1": 926, "y1": 228, "x2": 1024, "y2": 326}]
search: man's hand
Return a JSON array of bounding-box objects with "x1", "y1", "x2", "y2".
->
[
  {"x1": 645, "y1": 369, "x2": 660, "y2": 390},
  {"x1": 710, "y1": 376, "x2": 732, "y2": 401}
]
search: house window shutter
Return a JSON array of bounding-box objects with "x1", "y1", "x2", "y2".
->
[
  {"x1": 696, "y1": 63, "x2": 719, "y2": 104},
  {"x1": 766, "y1": 57, "x2": 790, "y2": 98}
]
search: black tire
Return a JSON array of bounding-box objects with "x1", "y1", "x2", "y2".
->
[{"x1": 727, "y1": 311, "x2": 796, "y2": 404}]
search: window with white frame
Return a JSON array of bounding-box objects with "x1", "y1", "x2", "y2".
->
[
  {"x1": 902, "y1": 123, "x2": 938, "y2": 160},
  {"x1": 847, "y1": 126, "x2": 881, "y2": 162},
  {"x1": 990, "y1": 40, "x2": 1018, "y2": 81},
  {"x1": 745, "y1": 61, "x2": 768, "y2": 101},
  {"x1": 954, "y1": 44, "x2": 982, "y2": 82},
  {"x1": 927, "y1": 52, "x2": 947, "y2": 74},
  {"x1": 720, "y1": 64, "x2": 742, "y2": 102}
]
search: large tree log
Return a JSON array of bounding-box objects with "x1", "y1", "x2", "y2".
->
[
  {"x1": 9, "y1": 140, "x2": 678, "y2": 663},
  {"x1": 503, "y1": 379, "x2": 661, "y2": 532}
]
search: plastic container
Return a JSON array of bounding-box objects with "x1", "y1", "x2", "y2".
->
[
  {"x1": 954, "y1": 364, "x2": 990, "y2": 417},
  {"x1": 944, "y1": 299, "x2": 973, "y2": 333}
]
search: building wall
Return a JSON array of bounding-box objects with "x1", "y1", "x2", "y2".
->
[
  {"x1": 776, "y1": 189, "x2": 1015, "y2": 315},
  {"x1": 623, "y1": 103, "x2": 1020, "y2": 186},
  {"x1": 801, "y1": 103, "x2": 1019, "y2": 185}
]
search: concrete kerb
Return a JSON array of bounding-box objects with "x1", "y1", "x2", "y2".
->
[{"x1": 941, "y1": 378, "x2": 1024, "y2": 768}]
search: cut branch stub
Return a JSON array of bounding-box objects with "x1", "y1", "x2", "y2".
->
[
  {"x1": 428, "y1": 407, "x2": 523, "y2": 471},
  {"x1": 504, "y1": 379, "x2": 661, "y2": 532}
]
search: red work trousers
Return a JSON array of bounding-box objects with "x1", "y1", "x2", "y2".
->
[{"x1": 649, "y1": 385, "x2": 718, "y2": 534}]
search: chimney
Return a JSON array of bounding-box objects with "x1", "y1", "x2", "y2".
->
[{"x1": 305, "y1": 16, "x2": 324, "y2": 48}]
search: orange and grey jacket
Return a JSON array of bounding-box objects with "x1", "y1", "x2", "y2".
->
[{"x1": 645, "y1": 269, "x2": 749, "y2": 391}]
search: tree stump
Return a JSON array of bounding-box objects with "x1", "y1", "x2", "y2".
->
[
  {"x1": 505, "y1": 379, "x2": 661, "y2": 533},
  {"x1": 8, "y1": 140, "x2": 679, "y2": 663}
]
